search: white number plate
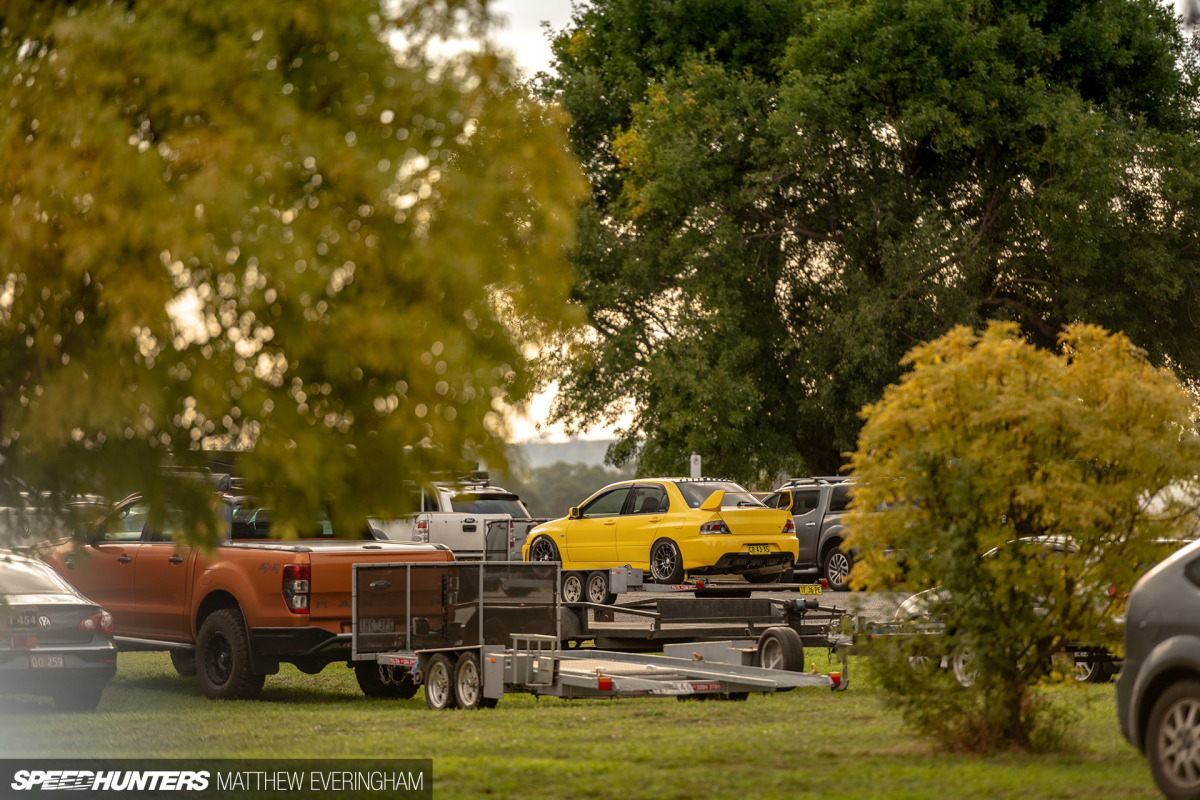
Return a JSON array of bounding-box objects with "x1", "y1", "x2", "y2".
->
[
  {"x1": 30, "y1": 654, "x2": 64, "y2": 669},
  {"x1": 360, "y1": 618, "x2": 395, "y2": 634}
]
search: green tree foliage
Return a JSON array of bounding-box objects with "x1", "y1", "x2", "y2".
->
[
  {"x1": 846, "y1": 322, "x2": 1200, "y2": 751},
  {"x1": 541, "y1": 0, "x2": 1200, "y2": 481},
  {"x1": 0, "y1": 0, "x2": 586, "y2": 541}
]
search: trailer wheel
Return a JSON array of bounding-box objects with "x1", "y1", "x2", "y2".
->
[
  {"x1": 650, "y1": 538, "x2": 684, "y2": 584},
  {"x1": 586, "y1": 571, "x2": 617, "y2": 605},
  {"x1": 561, "y1": 572, "x2": 584, "y2": 603},
  {"x1": 529, "y1": 536, "x2": 560, "y2": 564},
  {"x1": 355, "y1": 662, "x2": 419, "y2": 699},
  {"x1": 757, "y1": 627, "x2": 805, "y2": 672},
  {"x1": 424, "y1": 654, "x2": 459, "y2": 710},
  {"x1": 196, "y1": 608, "x2": 266, "y2": 701},
  {"x1": 170, "y1": 649, "x2": 197, "y2": 677},
  {"x1": 454, "y1": 652, "x2": 498, "y2": 709}
]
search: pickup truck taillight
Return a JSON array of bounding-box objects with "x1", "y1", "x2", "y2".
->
[
  {"x1": 283, "y1": 564, "x2": 311, "y2": 614},
  {"x1": 699, "y1": 520, "x2": 730, "y2": 535},
  {"x1": 414, "y1": 519, "x2": 430, "y2": 543}
]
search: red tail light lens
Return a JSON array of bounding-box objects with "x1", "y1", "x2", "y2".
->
[
  {"x1": 699, "y1": 520, "x2": 730, "y2": 535},
  {"x1": 79, "y1": 611, "x2": 114, "y2": 634},
  {"x1": 414, "y1": 520, "x2": 430, "y2": 543},
  {"x1": 783, "y1": 518, "x2": 796, "y2": 534},
  {"x1": 283, "y1": 564, "x2": 311, "y2": 614}
]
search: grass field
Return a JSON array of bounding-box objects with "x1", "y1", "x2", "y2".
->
[{"x1": 0, "y1": 650, "x2": 1159, "y2": 799}]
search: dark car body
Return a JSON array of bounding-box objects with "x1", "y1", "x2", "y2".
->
[
  {"x1": 762, "y1": 477, "x2": 856, "y2": 590},
  {"x1": 1116, "y1": 538, "x2": 1200, "y2": 798},
  {"x1": 0, "y1": 552, "x2": 117, "y2": 710}
]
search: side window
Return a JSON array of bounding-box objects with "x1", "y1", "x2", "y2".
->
[
  {"x1": 792, "y1": 490, "x2": 820, "y2": 514},
  {"x1": 148, "y1": 508, "x2": 188, "y2": 543},
  {"x1": 99, "y1": 502, "x2": 149, "y2": 542},
  {"x1": 627, "y1": 486, "x2": 669, "y2": 515},
  {"x1": 579, "y1": 489, "x2": 630, "y2": 519},
  {"x1": 829, "y1": 485, "x2": 852, "y2": 512},
  {"x1": 422, "y1": 489, "x2": 437, "y2": 513}
]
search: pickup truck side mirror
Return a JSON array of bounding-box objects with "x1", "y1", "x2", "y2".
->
[{"x1": 567, "y1": 507, "x2": 580, "y2": 520}]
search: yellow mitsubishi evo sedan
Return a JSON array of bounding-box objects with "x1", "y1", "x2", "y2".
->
[{"x1": 521, "y1": 478, "x2": 798, "y2": 597}]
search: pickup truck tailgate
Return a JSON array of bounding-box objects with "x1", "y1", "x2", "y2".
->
[{"x1": 306, "y1": 542, "x2": 453, "y2": 620}]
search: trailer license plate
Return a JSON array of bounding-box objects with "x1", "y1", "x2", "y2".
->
[
  {"x1": 30, "y1": 655, "x2": 63, "y2": 669},
  {"x1": 747, "y1": 545, "x2": 770, "y2": 555},
  {"x1": 796, "y1": 585, "x2": 822, "y2": 595},
  {"x1": 360, "y1": 618, "x2": 395, "y2": 634}
]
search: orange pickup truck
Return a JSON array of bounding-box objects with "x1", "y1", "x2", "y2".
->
[{"x1": 33, "y1": 491, "x2": 454, "y2": 700}]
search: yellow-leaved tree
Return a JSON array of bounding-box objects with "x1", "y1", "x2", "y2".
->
[{"x1": 847, "y1": 322, "x2": 1200, "y2": 751}]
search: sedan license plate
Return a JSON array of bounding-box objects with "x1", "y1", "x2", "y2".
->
[
  {"x1": 360, "y1": 618, "x2": 395, "y2": 634},
  {"x1": 8, "y1": 612, "x2": 38, "y2": 630},
  {"x1": 747, "y1": 545, "x2": 771, "y2": 555},
  {"x1": 30, "y1": 654, "x2": 63, "y2": 669}
]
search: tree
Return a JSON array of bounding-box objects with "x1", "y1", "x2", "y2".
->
[
  {"x1": 846, "y1": 322, "x2": 1200, "y2": 751},
  {"x1": 495, "y1": 460, "x2": 636, "y2": 519},
  {"x1": 540, "y1": 0, "x2": 1200, "y2": 482},
  {"x1": 0, "y1": 0, "x2": 586, "y2": 541}
]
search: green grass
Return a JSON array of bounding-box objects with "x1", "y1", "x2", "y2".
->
[{"x1": 0, "y1": 651, "x2": 1158, "y2": 800}]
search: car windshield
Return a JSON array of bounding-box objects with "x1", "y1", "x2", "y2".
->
[
  {"x1": 673, "y1": 481, "x2": 763, "y2": 509},
  {"x1": 450, "y1": 493, "x2": 530, "y2": 518},
  {"x1": 0, "y1": 557, "x2": 76, "y2": 596}
]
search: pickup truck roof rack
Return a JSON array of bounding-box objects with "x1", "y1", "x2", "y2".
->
[{"x1": 777, "y1": 476, "x2": 852, "y2": 488}]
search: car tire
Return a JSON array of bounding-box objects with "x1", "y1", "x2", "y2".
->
[
  {"x1": 822, "y1": 546, "x2": 853, "y2": 591},
  {"x1": 355, "y1": 661, "x2": 419, "y2": 699},
  {"x1": 424, "y1": 653, "x2": 459, "y2": 711},
  {"x1": 1073, "y1": 657, "x2": 1113, "y2": 684},
  {"x1": 53, "y1": 683, "x2": 104, "y2": 711},
  {"x1": 757, "y1": 627, "x2": 805, "y2": 671},
  {"x1": 952, "y1": 649, "x2": 978, "y2": 687},
  {"x1": 196, "y1": 607, "x2": 266, "y2": 701},
  {"x1": 561, "y1": 572, "x2": 584, "y2": 603},
  {"x1": 453, "y1": 652, "x2": 497, "y2": 709},
  {"x1": 1147, "y1": 679, "x2": 1200, "y2": 799},
  {"x1": 650, "y1": 538, "x2": 684, "y2": 584},
  {"x1": 528, "y1": 536, "x2": 560, "y2": 564},
  {"x1": 170, "y1": 649, "x2": 197, "y2": 677},
  {"x1": 585, "y1": 571, "x2": 617, "y2": 605}
]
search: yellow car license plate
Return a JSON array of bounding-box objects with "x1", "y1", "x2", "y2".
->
[
  {"x1": 796, "y1": 585, "x2": 822, "y2": 595},
  {"x1": 747, "y1": 544, "x2": 771, "y2": 555}
]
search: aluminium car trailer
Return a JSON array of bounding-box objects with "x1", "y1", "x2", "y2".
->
[{"x1": 351, "y1": 561, "x2": 848, "y2": 710}]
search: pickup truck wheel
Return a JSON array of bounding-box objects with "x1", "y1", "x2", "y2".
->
[
  {"x1": 757, "y1": 627, "x2": 805, "y2": 672},
  {"x1": 355, "y1": 662, "x2": 419, "y2": 699},
  {"x1": 454, "y1": 652, "x2": 498, "y2": 709},
  {"x1": 822, "y1": 547, "x2": 853, "y2": 591},
  {"x1": 196, "y1": 608, "x2": 265, "y2": 701},
  {"x1": 529, "y1": 536, "x2": 560, "y2": 564},
  {"x1": 424, "y1": 654, "x2": 459, "y2": 710},
  {"x1": 586, "y1": 571, "x2": 617, "y2": 605},
  {"x1": 170, "y1": 649, "x2": 197, "y2": 677},
  {"x1": 650, "y1": 539, "x2": 684, "y2": 584},
  {"x1": 1147, "y1": 679, "x2": 1200, "y2": 799},
  {"x1": 561, "y1": 572, "x2": 584, "y2": 604}
]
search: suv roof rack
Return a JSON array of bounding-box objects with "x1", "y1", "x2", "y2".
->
[{"x1": 778, "y1": 476, "x2": 852, "y2": 488}]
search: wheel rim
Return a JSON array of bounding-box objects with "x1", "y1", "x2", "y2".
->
[
  {"x1": 586, "y1": 574, "x2": 608, "y2": 604},
  {"x1": 827, "y1": 552, "x2": 851, "y2": 586},
  {"x1": 952, "y1": 651, "x2": 977, "y2": 687},
  {"x1": 530, "y1": 538, "x2": 556, "y2": 562},
  {"x1": 205, "y1": 631, "x2": 233, "y2": 686},
  {"x1": 651, "y1": 544, "x2": 677, "y2": 581},
  {"x1": 427, "y1": 661, "x2": 451, "y2": 707},
  {"x1": 760, "y1": 638, "x2": 784, "y2": 670},
  {"x1": 457, "y1": 660, "x2": 480, "y2": 707},
  {"x1": 1159, "y1": 697, "x2": 1200, "y2": 789},
  {"x1": 562, "y1": 574, "x2": 583, "y2": 603}
]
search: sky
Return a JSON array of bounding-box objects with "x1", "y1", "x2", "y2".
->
[{"x1": 487, "y1": 0, "x2": 576, "y2": 77}]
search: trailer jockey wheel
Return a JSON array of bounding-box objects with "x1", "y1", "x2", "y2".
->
[
  {"x1": 757, "y1": 627, "x2": 805, "y2": 672},
  {"x1": 454, "y1": 652, "x2": 498, "y2": 709},
  {"x1": 424, "y1": 654, "x2": 459, "y2": 710}
]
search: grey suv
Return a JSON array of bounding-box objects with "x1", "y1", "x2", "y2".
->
[{"x1": 1117, "y1": 537, "x2": 1200, "y2": 798}]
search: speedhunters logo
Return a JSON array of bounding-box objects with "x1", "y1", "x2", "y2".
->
[
  {"x1": 11, "y1": 771, "x2": 209, "y2": 791},
  {"x1": 0, "y1": 760, "x2": 432, "y2": 799}
]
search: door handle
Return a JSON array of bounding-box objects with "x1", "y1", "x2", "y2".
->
[
  {"x1": 604, "y1": 520, "x2": 616, "y2": 526},
  {"x1": 117, "y1": 555, "x2": 132, "y2": 564},
  {"x1": 168, "y1": 555, "x2": 184, "y2": 564},
  {"x1": 805, "y1": 522, "x2": 817, "y2": 527}
]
